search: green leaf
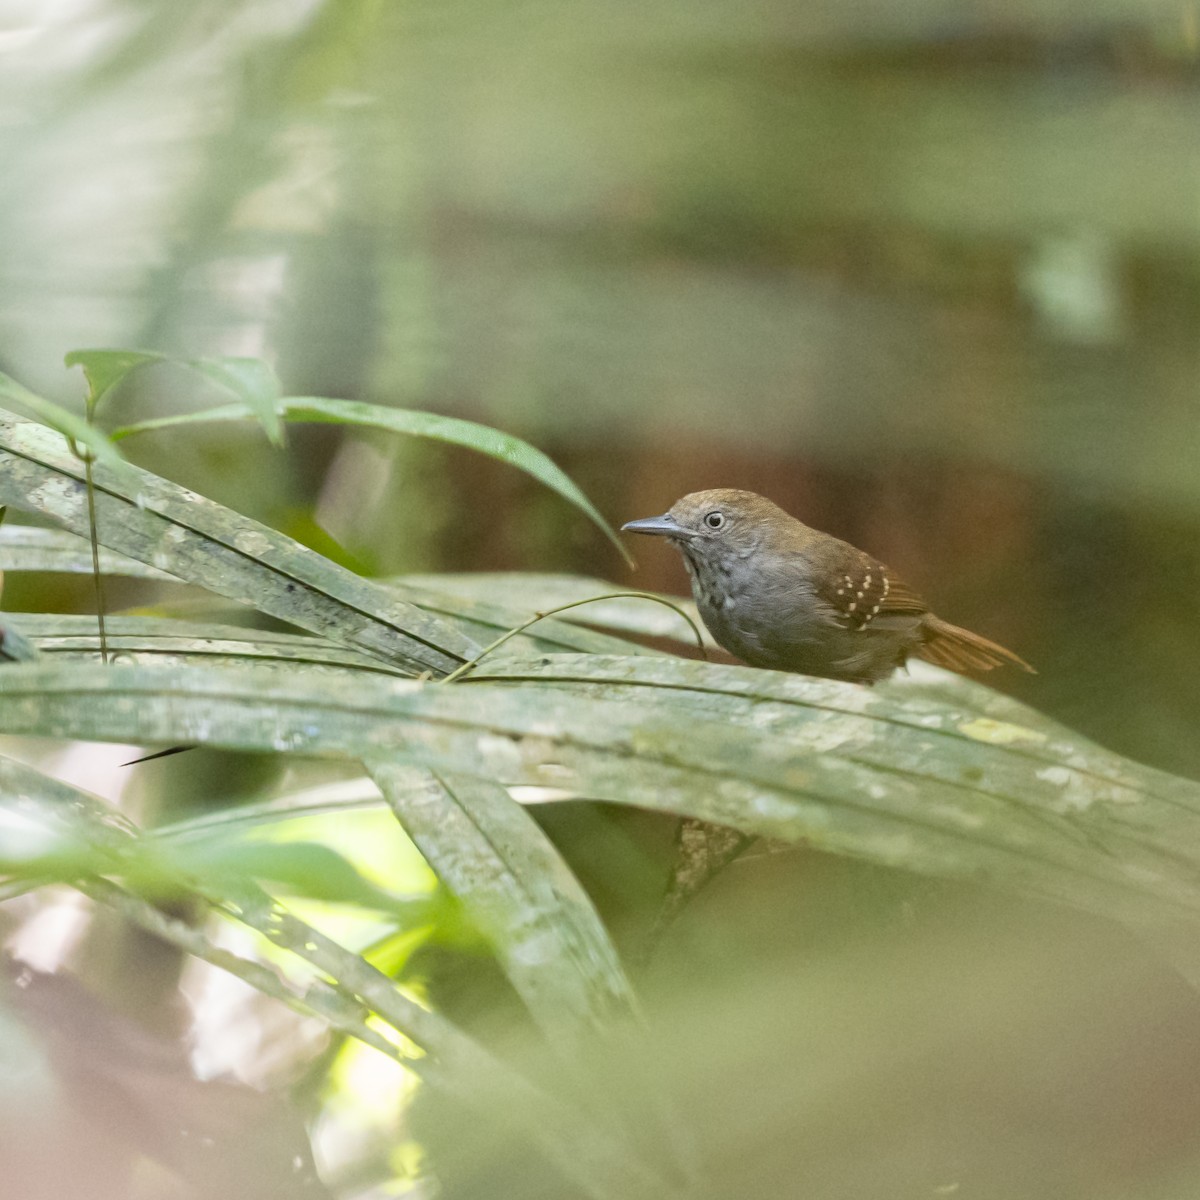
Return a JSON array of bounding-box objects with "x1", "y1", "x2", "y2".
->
[
  {"x1": 369, "y1": 763, "x2": 638, "y2": 1047},
  {"x1": 65, "y1": 350, "x2": 284, "y2": 445},
  {"x1": 202, "y1": 873, "x2": 662, "y2": 1198},
  {"x1": 0, "y1": 753, "x2": 137, "y2": 881},
  {"x1": 0, "y1": 523, "x2": 653, "y2": 659},
  {"x1": 13, "y1": 610, "x2": 639, "y2": 675},
  {"x1": 0, "y1": 757, "x2": 663, "y2": 1198},
  {"x1": 0, "y1": 371, "x2": 133, "y2": 482},
  {"x1": 164, "y1": 837, "x2": 435, "y2": 917},
  {"x1": 64, "y1": 348, "x2": 166, "y2": 416},
  {"x1": 111, "y1": 395, "x2": 635, "y2": 567},
  {"x1": 14, "y1": 614, "x2": 404, "y2": 674},
  {"x1": 188, "y1": 357, "x2": 285, "y2": 446},
  {"x1": 0, "y1": 407, "x2": 479, "y2": 676},
  {"x1": 2, "y1": 657, "x2": 1200, "y2": 959},
  {"x1": 0, "y1": 525, "x2": 175, "y2": 580}
]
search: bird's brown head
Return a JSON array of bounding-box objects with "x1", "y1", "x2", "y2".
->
[{"x1": 621, "y1": 489, "x2": 793, "y2": 562}]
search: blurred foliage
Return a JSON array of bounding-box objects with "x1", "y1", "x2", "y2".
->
[
  {"x1": 4, "y1": 396, "x2": 1200, "y2": 1195},
  {"x1": 2, "y1": 1, "x2": 1200, "y2": 1197}
]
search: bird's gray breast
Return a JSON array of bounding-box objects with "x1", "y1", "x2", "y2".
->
[
  {"x1": 683, "y1": 543, "x2": 871, "y2": 677},
  {"x1": 682, "y1": 545, "x2": 789, "y2": 667}
]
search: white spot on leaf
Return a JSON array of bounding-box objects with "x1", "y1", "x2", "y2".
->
[
  {"x1": 232, "y1": 529, "x2": 271, "y2": 556},
  {"x1": 958, "y1": 718, "x2": 1046, "y2": 746}
]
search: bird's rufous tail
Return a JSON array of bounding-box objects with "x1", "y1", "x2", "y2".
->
[{"x1": 918, "y1": 616, "x2": 1035, "y2": 675}]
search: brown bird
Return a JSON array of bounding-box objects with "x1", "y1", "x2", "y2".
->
[{"x1": 622, "y1": 488, "x2": 1033, "y2": 685}]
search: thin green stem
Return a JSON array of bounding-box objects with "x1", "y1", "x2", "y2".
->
[
  {"x1": 82, "y1": 451, "x2": 110, "y2": 664},
  {"x1": 439, "y1": 591, "x2": 707, "y2": 685}
]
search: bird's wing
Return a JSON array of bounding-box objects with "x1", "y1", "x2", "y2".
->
[{"x1": 808, "y1": 542, "x2": 928, "y2": 632}]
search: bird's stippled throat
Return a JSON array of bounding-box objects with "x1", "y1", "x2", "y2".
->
[{"x1": 680, "y1": 541, "x2": 747, "y2": 613}]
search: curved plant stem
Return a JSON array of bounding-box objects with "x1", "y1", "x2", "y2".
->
[{"x1": 439, "y1": 592, "x2": 707, "y2": 684}]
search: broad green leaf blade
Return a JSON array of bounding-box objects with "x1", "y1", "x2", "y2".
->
[
  {"x1": 17, "y1": 609, "x2": 641, "y2": 670},
  {"x1": 0, "y1": 371, "x2": 133, "y2": 481},
  {"x1": 0, "y1": 754, "x2": 137, "y2": 840},
  {"x1": 467, "y1": 653, "x2": 1174, "y2": 797},
  {"x1": 0, "y1": 524, "x2": 175, "y2": 579},
  {"x1": 111, "y1": 396, "x2": 634, "y2": 566},
  {"x1": 0, "y1": 408, "x2": 478, "y2": 675},
  {"x1": 0, "y1": 756, "x2": 441, "y2": 1062},
  {"x1": 369, "y1": 763, "x2": 638, "y2": 1046},
  {"x1": 0, "y1": 524, "x2": 652, "y2": 658},
  {"x1": 2, "y1": 660, "x2": 1200, "y2": 944},
  {"x1": 466, "y1": 653, "x2": 1200, "y2": 837},
  {"x1": 64, "y1": 348, "x2": 166, "y2": 415}
]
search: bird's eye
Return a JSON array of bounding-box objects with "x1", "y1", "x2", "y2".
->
[{"x1": 704, "y1": 511, "x2": 725, "y2": 530}]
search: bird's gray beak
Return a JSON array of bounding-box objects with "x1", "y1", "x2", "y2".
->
[{"x1": 621, "y1": 513, "x2": 683, "y2": 537}]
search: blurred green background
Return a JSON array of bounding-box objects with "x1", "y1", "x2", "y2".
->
[{"x1": 3, "y1": 1, "x2": 1200, "y2": 1197}]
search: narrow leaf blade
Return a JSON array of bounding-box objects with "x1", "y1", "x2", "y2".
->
[
  {"x1": 187, "y1": 357, "x2": 285, "y2": 446},
  {"x1": 112, "y1": 396, "x2": 634, "y2": 566},
  {"x1": 370, "y1": 762, "x2": 637, "y2": 1046}
]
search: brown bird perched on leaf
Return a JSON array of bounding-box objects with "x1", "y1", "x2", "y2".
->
[{"x1": 622, "y1": 488, "x2": 1033, "y2": 685}]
